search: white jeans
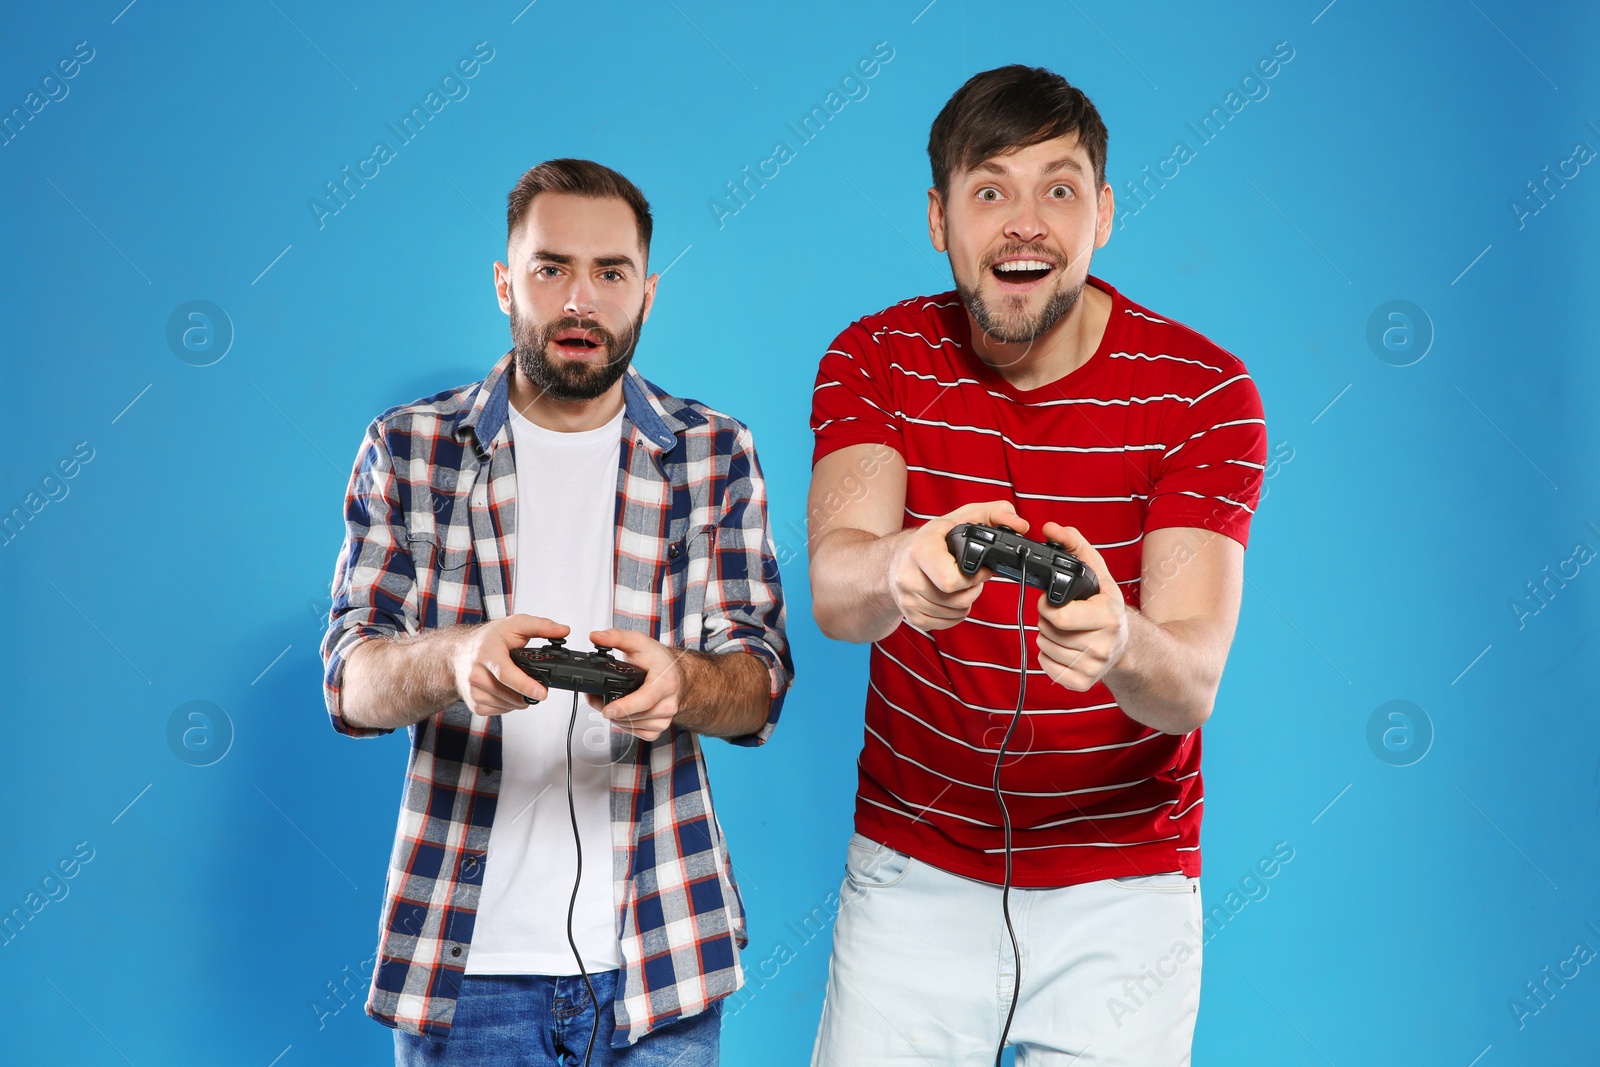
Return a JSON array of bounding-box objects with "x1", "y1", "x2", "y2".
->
[{"x1": 811, "y1": 833, "x2": 1203, "y2": 1066}]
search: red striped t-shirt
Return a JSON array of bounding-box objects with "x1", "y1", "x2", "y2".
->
[{"x1": 810, "y1": 275, "x2": 1267, "y2": 887}]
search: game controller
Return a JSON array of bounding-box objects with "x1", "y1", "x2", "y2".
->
[
  {"x1": 509, "y1": 637, "x2": 647, "y2": 705},
  {"x1": 945, "y1": 523, "x2": 1101, "y2": 606}
]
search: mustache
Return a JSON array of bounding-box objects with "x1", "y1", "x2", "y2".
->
[{"x1": 981, "y1": 244, "x2": 1065, "y2": 270}]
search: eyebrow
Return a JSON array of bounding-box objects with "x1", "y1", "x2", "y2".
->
[
  {"x1": 972, "y1": 157, "x2": 1085, "y2": 179},
  {"x1": 527, "y1": 249, "x2": 639, "y2": 271}
]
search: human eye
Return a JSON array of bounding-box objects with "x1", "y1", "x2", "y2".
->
[
  {"x1": 975, "y1": 186, "x2": 1003, "y2": 203},
  {"x1": 535, "y1": 264, "x2": 562, "y2": 278},
  {"x1": 1047, "y1": 184, "x2": 1074, "y2": 200},
  {"x1": 600, "y1": 269, "x2": 624, "y2": 282}
]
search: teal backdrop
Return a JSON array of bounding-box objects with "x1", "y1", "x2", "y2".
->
[{"x1": 3, "y1": 1, "x2": 1597, "y2": 1064}]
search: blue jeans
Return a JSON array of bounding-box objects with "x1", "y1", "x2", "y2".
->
[{"x1": 394, "y1": 970, "x2": 721, "y2": 1066}]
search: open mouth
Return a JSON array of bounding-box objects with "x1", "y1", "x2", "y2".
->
[
  {"x1": 990, "y1": 258, "x2": 1056, "y2": 287},
  {"x1": 552, "y1": 327, "x2": 605, "y2": 355}
]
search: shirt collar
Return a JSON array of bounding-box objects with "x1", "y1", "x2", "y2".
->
[{"x1": 457, "y1": 350, "x2": 697, "y2": 457}]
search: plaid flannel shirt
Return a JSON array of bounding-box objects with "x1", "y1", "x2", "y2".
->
[{"x1": 319, "y1": 351, "x2": 793, "y2": 1047}]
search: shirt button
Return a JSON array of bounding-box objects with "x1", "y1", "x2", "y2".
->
[
  {"x1": 451, "y1": 946, "x2": 461, "y2": 957},
  {"x1": 667, "y1": 543, "x2": 681, "y2": 559}
]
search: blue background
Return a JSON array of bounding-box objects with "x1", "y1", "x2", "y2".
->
[{"x1": 3, "y1": 1, "x2": 1597, "y2": 1064}]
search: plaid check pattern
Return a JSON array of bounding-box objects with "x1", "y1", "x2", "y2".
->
[{"x1": 319, "y1": 351, "x2": 793, "y2": 1047}]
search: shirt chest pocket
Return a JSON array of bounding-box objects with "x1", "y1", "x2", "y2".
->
[
  {"x1": 660, "y1": 520, "x2": 717, "y2": 644},
  {"x1": 406, "y1": 515, "x2": 475, "y2": 627}
]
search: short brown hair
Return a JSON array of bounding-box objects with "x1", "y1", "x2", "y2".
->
[
  {"x1": 505, "y1": 158, "x2": 654, "y2": 257},
  {"x1": 927, "y1": 65, "x2": 1108, "y2": 198}
]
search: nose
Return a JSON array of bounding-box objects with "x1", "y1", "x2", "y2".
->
[
  {"x1": 1002, "y1": 199, "x2": 1048, "y2": 246},
  {"x1": 563, "y1": 277, "x2": 599, "y2": 320}
]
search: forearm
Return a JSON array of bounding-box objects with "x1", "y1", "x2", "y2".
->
[
  {"x1": 1103, "y1": 610, "x2": 1230, "y2": 735},
  {"x1": 673, "y1": 649, "x2": 774, "y2": 739},
  {"x1": 809, "y1": 527, "x2": 911, "y2": 643},
  {"x1": 340, "y1": 626, "x2": 469, "y2": 731}
]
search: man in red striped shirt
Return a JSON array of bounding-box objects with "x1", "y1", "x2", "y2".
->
[{"x1": 807, "y1": 66, "x2": 1266, "y2": 1065}]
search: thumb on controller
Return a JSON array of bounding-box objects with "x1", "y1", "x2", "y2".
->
[{"x1": 498, "y1": 614, "x2": 571, "y2": 645}]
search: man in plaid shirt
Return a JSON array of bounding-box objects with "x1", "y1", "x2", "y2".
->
[{"x1": 320, "y1": 159, "x2": 793, "y2": 1066}]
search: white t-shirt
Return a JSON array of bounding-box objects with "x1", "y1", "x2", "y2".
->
[{"x1": 465, "y1": 404, "x2": 624, "y2": 975}]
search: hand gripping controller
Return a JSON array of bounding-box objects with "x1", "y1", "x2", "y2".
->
[
  {"x1": 945, "y1": 523, "x2": 1101, "y2": 606},
  {"x1": 508, "y1": 637, "x2": 647, "y2": 705}
]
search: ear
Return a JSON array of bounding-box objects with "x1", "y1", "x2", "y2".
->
[
  {"x1": 1094, "y1": 182, "x2": 1115, "y2": 249},
  {"x1": 640, "y1": 270, "x2": 659, "y2": 326},
  {"x1": 927, "y1": 187, "x2": 948, "y2": 253},
  {"x1": 494, "y1": 258, "x2": 513, "y2": 315}
]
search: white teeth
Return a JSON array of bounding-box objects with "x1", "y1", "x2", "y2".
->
[{"x1": 995, "y1": 260, "x2": 1053, "y2": 272}]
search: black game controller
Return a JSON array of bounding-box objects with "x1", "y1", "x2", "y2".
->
[
  {"x1": 509, "y1": 638, "x2": 647, "y2": 705},
  {"x1": 945, "y1": 523, "x2": 1101, "y2": 606}
]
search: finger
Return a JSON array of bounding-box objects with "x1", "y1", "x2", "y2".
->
[
  {"x1": 910, "y1": 587, "x2": 980, "y2": 620},
  {"x1": 922, "y1": 502, "x2": 1025, "y2": 594},
  {"x1": 1036, "y1": 633, "x2": 1098, "y2": 670},
  {"x1": 908, "y1": 609, "x2": 967, "y2": 629},
  {"x1": 601, "y1": 676, "x2": 672, "y2": 721},
  {"x1": 1039, "y1": 523, "x2": 1116, "y2": 598},
  {"x1": 914, "y1": 553, "x2": 988, "y2": 598},
  {"x1": 1038, "y1": 658, "x2": 1097, "y2": 692},
  {"x1": 921, "y1": 551, "x2": 984, "y2": 595},
  {"x1": 604, "y1": 703, "x2": 653, "y2": 726},
  {"x1": 905, "y1": 592, "x2": 974, "y2": 624},
  {"x1": 484, "y1": 671, "x2": 545, "y2": 710},
  {"x1": 952, "y1": 499, "x2": 1028, "y2": 537},
  {"x1": 1035, "y1": 630, "x2": 1104, "y2": 673},
  {"x1": 922, "y1": 500, "x2": 1028, "y2": 551},
  {"x1": 487, "y1": 655, "x2": 547, "y2": 703},
  {"x1": 1039, "y1": 522, "x2": 1103, "y2": 567},
  {"x1": 615, "y1": 717, "x2": 668, "y2": 742},
  {"x1": 1035, "y1": 596, "x2": 1111, "y2": 636},
  {"x1": 915, "y1": 530, "x2": 994, "y2": 595},
  {"x1": 499, "y1": 614, "x2": 572, "y2": 643},
  {"x1": 590, "y1": 627, "x2": 645, "y2": 653},
  {"x1": 468, "y1": 678, "x2": 528, "y2": 715},
  {"x1": 607, "y1": 707, "x2": 673, "y2": 739},
  {"x1": 1036, "y1": 636, "x2": 1104, "y2": 681}
]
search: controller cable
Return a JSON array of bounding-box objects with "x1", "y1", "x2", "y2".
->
[
  {"x1": 992, "y1": 559, "x2": 1030, "y2": 1066},
  {"x1": 563, "y1": 688, "x2": 600, "y2": 1067}
]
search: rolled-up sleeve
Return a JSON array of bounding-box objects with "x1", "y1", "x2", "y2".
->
[
  {"x1": 320, "y1": 419, "x2": 417, "y2": 738},
  {"x1": 698, "y1": 423, "x2": 794, "y2": 747}
]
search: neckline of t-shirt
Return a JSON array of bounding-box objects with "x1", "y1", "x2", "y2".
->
[
  {"x1": 508, "y1": 402, "x2": 625, "y2": 446},
  {"x1": 951, "y1": 274, "x2": 1124, "y2": 404}
]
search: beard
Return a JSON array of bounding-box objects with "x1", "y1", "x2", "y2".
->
[
  {"x1": 954, "y1": 243, "x2": 1084, "y2": 346},
  {"x1": 509, "y1": 293, "x2": 646, "y2": 402}
]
